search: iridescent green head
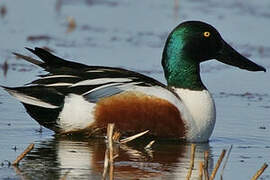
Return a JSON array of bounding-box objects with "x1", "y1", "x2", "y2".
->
[{"x1": 162, "y1": 21, "x2": 266, "y2": 90}]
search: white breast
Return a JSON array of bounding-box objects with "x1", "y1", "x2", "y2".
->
[{"x1": 173, "y1": 88, "x2": 216, "y2": 142}]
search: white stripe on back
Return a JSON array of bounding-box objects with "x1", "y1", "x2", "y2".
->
[
  {"x1": 82, "y1": 83, "x2": 123, "y2": 96},
  {"x1": 85, "y1": 70, "x2": 105, "y2": 73},
  {"x1": 86, "y1": 69, "x2": 118, "y2": 73},
  {"x1": 82, "y1": 82, "x2": 141, "y2": 96},
  {"x1": 45, "y1": 83, "x2": 73, "y2": 87},
  {"x1": 71, "y1": 78, "x2": 132, "y2": 87},
  {"x1": 41, "y1": 75, "x2": 78, "y2": 79}
]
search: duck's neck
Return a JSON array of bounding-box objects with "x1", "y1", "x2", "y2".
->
[
  {"x1": 162, "y1": 31, "x2": 205, "y2": 91},
  {"x1": 164, "y1": 59, "x2": 205, "y2": 90}
]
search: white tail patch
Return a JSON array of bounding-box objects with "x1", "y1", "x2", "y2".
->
[
  {"x1": 58, "y1": 94, "x2": 95, "y2": 132},
  {"x1": 71, "y1": 78, "x2": 132, "y2": 87},
  {"x1": 6, "y1": 89, "x2": 59, "y2": 109}
]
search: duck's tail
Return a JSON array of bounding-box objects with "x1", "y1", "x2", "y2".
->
[
  {"x1": 2, "y1": 85, "x2": 64, "y2": 131},
  {"x1": 13, "y1": 47, "x2": 90, "y2": 73}
]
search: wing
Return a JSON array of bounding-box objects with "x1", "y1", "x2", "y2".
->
[{"x1": 13, "y1": 47, "x2": 171, "y2": 102}]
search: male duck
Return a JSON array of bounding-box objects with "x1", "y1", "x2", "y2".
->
[{"x1": 3, "y1": 21, "x2": 265, "y2": 142}]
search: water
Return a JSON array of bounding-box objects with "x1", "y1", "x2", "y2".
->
[{"x1": 0, "y1": 0, "x2": 269, "y2": 179}]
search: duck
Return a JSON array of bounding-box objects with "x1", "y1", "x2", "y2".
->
[{"x1": 2, "y1": 21, "x2": 266, "y2": 142}]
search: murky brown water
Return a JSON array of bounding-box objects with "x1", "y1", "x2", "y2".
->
[{"x1": 0, "y1": 0, "x2": 270, "y2": 179}]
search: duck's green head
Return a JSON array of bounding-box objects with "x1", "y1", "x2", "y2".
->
[{"x1": 162, "y1": 21, "x2": 266, "y2": 90}]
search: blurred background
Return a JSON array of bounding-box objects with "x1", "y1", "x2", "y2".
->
[{"x1": 0, "y1": 0, "x2": 269, "y2": 179}]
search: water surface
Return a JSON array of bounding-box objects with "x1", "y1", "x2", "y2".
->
[{"x1": 0, "y1": 0, "x2": 269, "y2": 179}]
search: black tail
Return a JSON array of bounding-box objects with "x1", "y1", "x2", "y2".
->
[
  {"x1": 14, "y1": 47, "x2": 91, "y2": 73},
  {"x1": 23, "y1": 103, "x2": 61, "y2": 131},
  {"x1": 2, "y1": 86, "x2": 65, "y2": 131}
]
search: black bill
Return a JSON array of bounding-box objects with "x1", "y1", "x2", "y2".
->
[{"x1": 216, "y1": 41, "x2": 266, "y2": 72}]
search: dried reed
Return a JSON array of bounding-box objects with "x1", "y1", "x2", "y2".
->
[
  {"x1": 210, "y1": 149, "x2": 226, "y2": 180},
  {"x1": 12, "y1": 143, "x2": 34, "y2": 166},
  {"x1": 251, "y1": 163, "x2": 268, "y2": 180},
  {"x1": 186, "y1": 144, "x2": 196, "y2": 180}
]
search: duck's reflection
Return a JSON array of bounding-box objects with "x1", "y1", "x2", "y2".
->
[{"x1": 18, "y1": 137, "x2": 213, "y2": 180}]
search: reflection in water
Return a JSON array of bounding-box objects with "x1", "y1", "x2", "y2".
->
[
  {"x1": 17, "y1": 138, "x2": 213, "y2": 180},
  {"x1": 1, "y1": 60, "x2": 9, "y2": 77}
]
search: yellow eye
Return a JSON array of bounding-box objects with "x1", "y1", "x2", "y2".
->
[{"x1": 203, "y1": 31, "x2": 211, "y2": 38}]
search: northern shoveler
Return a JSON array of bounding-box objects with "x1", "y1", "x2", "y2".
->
[{"x1": 2, "y1": 21, "x2": 266, "y2": 142}]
